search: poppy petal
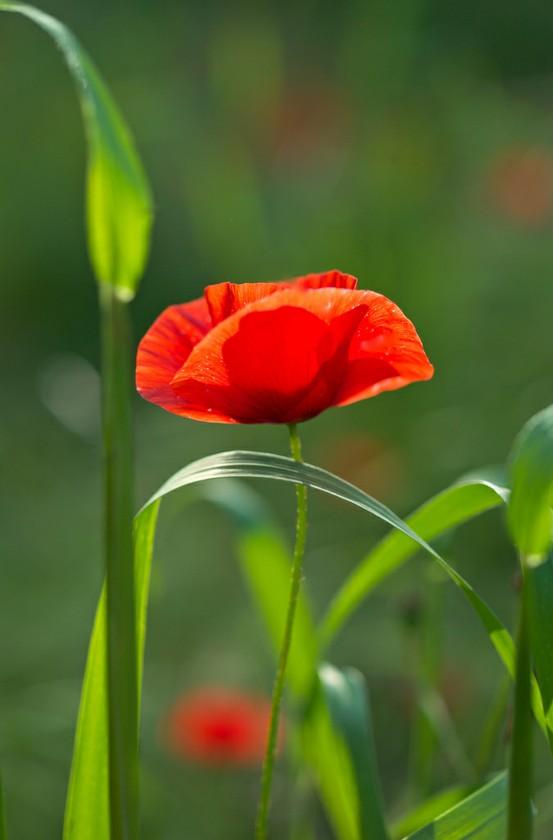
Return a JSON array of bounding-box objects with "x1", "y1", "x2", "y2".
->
[
  {"x1": 336, "y1": 296, "x2": 434, "y2": 406},
  {"x1": 294, "y1": 269, "x2": 358, "y2": 290},
  {"x1": 205, "y1": 282, "x2": 284, "y2": 326},
  {"x1": 204, "y1": 270, "x2": 358, "y2": 325},
  {"x1": 170, "y1": 286, "x2": 429, "y2": 423},
  {"x1": 135, "y1": 297, "x2": 213, "y2": 415}
]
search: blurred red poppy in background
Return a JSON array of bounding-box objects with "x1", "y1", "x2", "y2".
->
[
  {"x1": 136, "y1": 270, "x2": 433, "y2": 424},
  {"x1": 164, "y1": 688, "x2": 281, "y2": 767}
]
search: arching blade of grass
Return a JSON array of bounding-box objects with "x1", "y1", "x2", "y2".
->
[
  {"x1": 137, "y1": 452, "x2": 533, "y2": 731},
  {"x1": 0, "y1": 2, "x2": 153, "y2": 300},
  {"x1": 318, "y1": 472, "x2": 508, "y2": 651},
  {"x1": 402, "y1": 772, "x2": 507, "y2": 839},
  {"x1": 319, "y1": 664, "x2": 390, "y2": 840},
  {"x1": 63, "y1": 503, "x2": 159, "y2": 840}
]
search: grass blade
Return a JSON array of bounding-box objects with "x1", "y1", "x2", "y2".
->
[
  {"x1": 63, "y1": 502, "x2": 159, "y2": 840},
  {"x1": 0, "y1": 2, "x2": 153, "y2": 299},
  {"x1": 526, "y1": 552, "x2": 553, "y2": 729},
  {"x1": 302, "y1": 684, "x2": 360, "y2": 840},
  {"x1": 319, "y1": 473, "x2": 508, "y2": 650},
  {"x1": 138, "y1": 453, "x2": 534, "y2": 731},
  {"x1": 508, "y1": 404, "x2": 553, "y2": 561},
  {"x1": 391, "y1": 785, "x2": 472, "y2": 839},
  {"x1": 403, "y1": 772, "x2": 507, "y2": 839},
  {"x1": 319, "y1": 664, "x2": 390, "y2": 840}
]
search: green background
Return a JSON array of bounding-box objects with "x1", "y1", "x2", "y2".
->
[{"x1": 2, "y1": 1, "x2": 553, "y2": 836}]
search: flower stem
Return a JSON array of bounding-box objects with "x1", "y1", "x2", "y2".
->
[
  {"x1": 100, "y1": 285, "x2": 139, "y2": 840},
  {"x1": 255, "y1": 423, "x2": 308, "y2": 840},
  {"x1": 507, "y1": 558, "x2": 533, "y2": 840}
]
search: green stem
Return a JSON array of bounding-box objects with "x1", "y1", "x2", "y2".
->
[
  {"x1": 507, "y1": 559, "x2": 533, "y2": 840},
  {"x1": 100, "y1": 286, "x2": 139, "y2": 840},
  {"x1": 255, "y1": 423, "x2": 308, "y2": 840}
]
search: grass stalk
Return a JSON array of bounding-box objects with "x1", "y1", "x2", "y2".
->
[{"x1": 100, "y1": 285, "x2": 138, "y2": 840}]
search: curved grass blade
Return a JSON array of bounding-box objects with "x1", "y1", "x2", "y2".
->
[
  {"x1": 319, "y1": 473, "x2": 509, "y2": 651},
  {"x1": 508, "y1": 404, "x2": 553, "y2": 562},
  {"x1": 140, "y1": 452, "x2": 551, "y2": 739},
  {"x1": 0, "y1": 2, "x2": 153, "y2": 299},
  {"x1": 319, "y1": 664, "x2": 390, "y2": 840},
  {"x1": 403, "y1": 772, "x2": 507, "y2": 839},
  {"x1": 139, "y1": 453, "x2": 530, "y2": 719},
  {"x1": 63, "y1": 503, "x2": 159, "y2": 840}
]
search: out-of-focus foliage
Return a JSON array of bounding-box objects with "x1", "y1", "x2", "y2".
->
[{"x1": 3, "y1": 1, "x2": 553, "y2": 837}]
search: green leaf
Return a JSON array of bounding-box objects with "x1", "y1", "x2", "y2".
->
[
  {"x1": 526, "y1": 551, "x2": 553, "y2": 728},
  {"x1": 0, "y1": 3, "x2": 152, "y2": 299},
  {"x1": 403, "y1": 773, "x2": 507, "y2": 839},
  {"x1": 138, "y1": 452, "x2": 533, "y2": 731},
  {"x1": 302, "y1": 683, "x2": 360, "y2": 840},
  {"x1": 319, "y1": 472, "x2": 508, "y2": 651},
  {"x1": 391, "y1": 785, "x2": 472, "y2": 839},
  {"x1": 508, "y1": 404, "x2": 553, "y2": 561},
  {"x1": 63, "y1": 502, "x2": 159, "y2": 840},
  {"x1": 319, "y1": 664, "x2": 390, "y2": 840}
]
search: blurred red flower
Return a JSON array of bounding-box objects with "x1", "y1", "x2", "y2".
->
[
  {"x1": 488, "y1": 146, "x2": 553, "y2": 226},
  {"x1": 164, "y1": 688, "x2": 281, "y2": 767},
  {"x1": 136, "y1": 270, "x2": 433, "y2": 424}
]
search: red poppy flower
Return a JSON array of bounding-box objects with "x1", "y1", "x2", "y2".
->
[
  {"x1": 164, "y1": 688, "x2": 281, "y2": 767},
  {"x1": 136, "y1": 270, "x2": 433, "y2": 424}
]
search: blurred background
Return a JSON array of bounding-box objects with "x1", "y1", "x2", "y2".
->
[{"x1": 2, "y1": 1, "x2": 553, "y2": 836}]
